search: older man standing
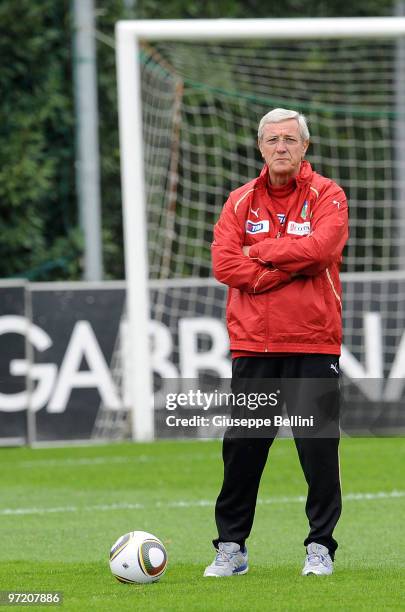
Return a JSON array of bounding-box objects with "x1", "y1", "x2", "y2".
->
[{"x1": 204, "y1": 108, "x2": 348, "y2": 577}]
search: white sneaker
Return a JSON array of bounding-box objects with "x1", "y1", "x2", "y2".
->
[
  {"x1": 203, "y1": 542, "x2": 248, "y2": 577},
  {"x1": 302, "y1": 542, "x2": 333, "y2": 576}
]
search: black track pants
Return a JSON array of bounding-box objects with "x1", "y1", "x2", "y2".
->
[{"x1": 213, "y1": 354, "x2": 342, "y2": 558}]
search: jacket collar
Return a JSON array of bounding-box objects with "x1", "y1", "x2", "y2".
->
[{"x1": 258, "y1": 159, "x2": 314, "y2": 189}]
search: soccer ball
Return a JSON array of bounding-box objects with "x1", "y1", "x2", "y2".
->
[{"x1": 109, "y1": 531, "x2": 168, "y2": 584}]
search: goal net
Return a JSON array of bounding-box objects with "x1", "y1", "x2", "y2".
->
[
  {"x1": 111, "y1": 19, "x2": 405, "y2": 440},
  {"x1": 142, "y1": 37, "x2": 405, "y2": 276}
]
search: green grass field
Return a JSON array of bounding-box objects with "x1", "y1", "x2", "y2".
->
[{"x1": 0, "y1": 438, "x2": 404, "y2": 611}]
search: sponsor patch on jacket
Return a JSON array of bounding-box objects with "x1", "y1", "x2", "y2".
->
[
  {"x1": 276, "y1": 213, "x2": 286, "y2": 225},
  {"x1": 287, "y1": 221, "x2": 311, "y2": 236},
  {"x1": 246, "y1": 220, "x2": 270, "y2": 234}
]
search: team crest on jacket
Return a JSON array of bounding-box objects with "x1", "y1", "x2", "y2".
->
[
  {"x1": 246, "y1": 220, "x2": 270, "y2": 234},
  {"x1": 300, "y1": 201, "x2": 309, "y2": 219}
]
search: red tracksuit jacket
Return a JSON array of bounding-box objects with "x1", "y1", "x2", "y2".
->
[{"x1": 211, "y1": 160, "x2": 349, "y2": 355}]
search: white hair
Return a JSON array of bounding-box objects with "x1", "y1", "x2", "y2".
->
[{"x1": 258, "y1": 108, "x2": 310, "y2": 142}]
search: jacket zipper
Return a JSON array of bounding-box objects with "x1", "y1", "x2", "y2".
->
[
  {"x1": 263, "y1": 185, "x2": 307, "y2": 349},
  {"x1": 264, "y1": 201, "x2": 285, "y2": 349}
]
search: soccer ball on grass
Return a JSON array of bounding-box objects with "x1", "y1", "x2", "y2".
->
[{"x1": 109, "y1": 530, "x2": 168, "y2": 584}]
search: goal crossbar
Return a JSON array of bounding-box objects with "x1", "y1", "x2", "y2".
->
[{"x1": 117, "y1": 17, "x2": 405, "y2": 41}]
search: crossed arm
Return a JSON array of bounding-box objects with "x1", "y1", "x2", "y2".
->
[
  {"x1": 212, "y1": 190, "x2": 348, "y2": 294},
  {"x1": 212, "y1": 209, "x2": 291, "y2": 294},
  {"x1": 212, "y1": 197, "x2": 291, "y2": 294}
]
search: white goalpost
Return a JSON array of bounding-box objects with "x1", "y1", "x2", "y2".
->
[{"x1": 115, "y1": 18, "x2": 405, "y2": 441}]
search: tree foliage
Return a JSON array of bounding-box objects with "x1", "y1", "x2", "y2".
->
[
  {"x1": 0, "y1": 0, "x2": 395, "y2": 279},
  {"x1": 0, "y1": 0, "x2": 82, "y2": 279}
]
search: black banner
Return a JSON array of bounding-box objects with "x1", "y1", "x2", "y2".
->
[
  {"x1": 0, "y1": 278, "x2": 404, "y2": 442},
  {"x1": 30, "y1": 285, "x2": 126, "y2": 441},
  {"x1": 0, "y1": 282, "x2": 27, "y2": 443}
]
